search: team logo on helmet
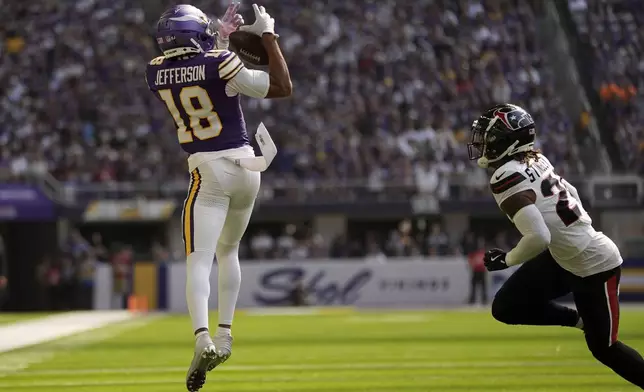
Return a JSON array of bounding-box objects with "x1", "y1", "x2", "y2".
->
[{"x1": 492, "y1": 107, "x2": 533, "y2": 131}]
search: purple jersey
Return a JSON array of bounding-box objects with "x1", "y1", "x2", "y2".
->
[{"x1": 146, "y1": 50, "x2": 249, "y2": 154}]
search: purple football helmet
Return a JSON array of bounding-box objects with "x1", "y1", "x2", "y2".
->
[{"x1": 156, "y1": 4, "x2": 217, "y2": 58}]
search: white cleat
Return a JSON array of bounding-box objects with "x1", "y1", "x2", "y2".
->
[
  {"x1": 186, "y1": 342, "x2": 217, "y2": 392},
  {"x1": 209, "y1": 334, "x2": 233, "y2": 371}
]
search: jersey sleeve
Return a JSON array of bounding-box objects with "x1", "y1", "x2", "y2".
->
[
  {"x1": 217, "y1": 51, "x2": 244, "y2": 81},
  {"x1": 203, "y1": 50, "x2": 269, "y2": 97},
  {"x1": 489, "y1": 164, "x2": 531, "y2": 206},
  {"x1": 226, "y1": 67, "x2": 270, "y2": 98}
]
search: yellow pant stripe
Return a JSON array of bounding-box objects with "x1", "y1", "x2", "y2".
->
[{"x1": 183, "y1": 168, "x2": 201, "y2": 256}]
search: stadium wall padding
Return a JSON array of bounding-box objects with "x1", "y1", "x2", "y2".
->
[
  {"x1": 92, "y1": 258, "x2": 644, "y2": 311},
  {"x1": 94, "y1": 263, "x2": 113, "y2": 310},
  {"x1": 133, "y1": 262, "x2": 157, "y2": 310},
  {"x1": 621, "y1": 259, "x2": 644, "y2": 301}
]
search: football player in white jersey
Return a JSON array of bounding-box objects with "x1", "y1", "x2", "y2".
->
[
  {"x1": 468, "y1": 104, "x2": 644, "y2": 389},
  {"x1": 148, "y1": 3, "x2": 291, "y2": 392}
]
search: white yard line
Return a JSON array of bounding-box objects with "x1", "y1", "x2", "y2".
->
[
  {"x1": 7, "y1": 359, "x2": 597, "y2": 378},
  {"x1": 0, "y1": 311, "x2": 154, "y2": 378},
  {"x1": 0, "y1": 368, "x2": 609, "y2": 389},
  {"x1": 0, "y1": 311, "x2": 135, "y2": 353}
]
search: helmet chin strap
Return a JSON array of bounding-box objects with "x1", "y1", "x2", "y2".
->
[
  {"x1": 163, "y1": 46, "x2": 201, "y2": 58},
  {"x1": 477, "y1": 140, "x2": 534, "y2": 169},
  {"x1": 163, "y1": 39, "x2": 207, "y2": 58}
]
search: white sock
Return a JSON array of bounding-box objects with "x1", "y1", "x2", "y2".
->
[
  {"x1": 195, "y1": 330, "x2": 212, "y2": 345},
  {"x1": 216, "y1": 242, "x2": 241, "y2": 330},
  {"x1": 216, "y1": 326, "x2": 232, "y2": 337},
  {"x1": 575, "y1": 316, "x2": 584, "y2": 329},
  {"x1": 186, "y1": 250, "x2": 215, "y2": 333}
]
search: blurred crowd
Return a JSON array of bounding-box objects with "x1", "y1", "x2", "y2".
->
[
  {"x1": 33, "y1": 229, "x2": 162, "y2": 310},
  {"x1": 1, "y1": 0, "x2": 582, "y2": 195},
  {"x1": 242, "y1": 220, "x2": 518, "y2": 261},
  {"x1": 35, "y1": 230, "x2": 107, "y2": 310},
  {"x1": 570, "y1": 0, "x2": 644, "y2": 173}
]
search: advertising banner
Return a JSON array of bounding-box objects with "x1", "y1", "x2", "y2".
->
[
  {"x1": 166, "y1": 258, "x2": 473, "y2": 311},
  {"x1": 621, "y1": 258, "x2": 644, "y2": 301},
  {"x1": 93, "y1": 258, "x2": 644, "y2": 311},
  {"x1": 0, "y1": 184, "x2": 56, "y2": 220},
  {"x1": 83, "y1": 199, "x2": 176, "y2": 221}
]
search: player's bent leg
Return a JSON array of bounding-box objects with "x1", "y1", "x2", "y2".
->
[
  {"x1": 573, "y1": 267, "x2": 644, "y2": 389},
  {"x1": 210, "y1": 240, "x2": 240, "y2": 366},
  {"x1": 211, "y1": 160, "x2": 260, "y2": 371},
  {"x1": 183, "y1": 167, "x2": 231, "y2": 392},
  {"x1": 491, "y1": 250, "x2": 579, "y2": 327}
]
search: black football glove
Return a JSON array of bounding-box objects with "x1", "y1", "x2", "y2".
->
[{"x1": 483, "y1": 248, "x2": 509, "y2": 271}]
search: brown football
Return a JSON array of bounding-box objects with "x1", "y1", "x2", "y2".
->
[{"x1": 229, "y1": 31, "x2": 269, "y2": 66}]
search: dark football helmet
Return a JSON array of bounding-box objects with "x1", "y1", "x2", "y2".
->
[
  {"x1": 468, "y1": 103, "x2": 536, "y2": 168},
  {"x1": 156, "y1": 4, "x2": 217, "y2": 58}
]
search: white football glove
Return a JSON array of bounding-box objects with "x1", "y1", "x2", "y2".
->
[{"x1": 238, "y1": 4, "x2": 277, "y2": 37}]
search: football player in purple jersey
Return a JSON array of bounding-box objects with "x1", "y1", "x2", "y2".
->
[{"x1": 145, "y1": 3, "x2": 291, "y2": 391}]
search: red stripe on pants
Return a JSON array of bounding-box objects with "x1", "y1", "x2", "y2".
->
[{"x1": 607, "y1": 275, "x2": 620, "y2": 345}]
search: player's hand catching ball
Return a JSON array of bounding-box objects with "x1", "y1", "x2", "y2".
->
[
  {"x1": 483, "y1": 248, "x2": 509, "y2": 271},
  {"x1": 217, "y1": 2, "x2": 244, "y2": 39},
  {"x1": 238, "y1": 4, "x2": 277, "y2": 37}
]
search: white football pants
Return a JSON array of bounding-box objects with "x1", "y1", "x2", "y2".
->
[{"x1": 182, "y1": 157, "x2": 260, "y2": 333}]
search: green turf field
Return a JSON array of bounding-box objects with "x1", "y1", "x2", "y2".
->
[
  {"x1": 1, "y1": 308, "x2": 643, "y2": 391},
  {"x1": 0, "y1": 313, "x2": 48, "y2": 325}
]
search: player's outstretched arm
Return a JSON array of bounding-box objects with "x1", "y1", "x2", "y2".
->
[
  {"x1": 261, "y1": 33, "x2": 292, "y2": 98},
  {"x1": 236, "y1": 4, "x2": 291, "y2": 98},
  {"x1": 223, "y1": 48, "x2": 291, "y2": 99},
  {"x1": 498, "y1": 190, "x2": 551, "y2": 267}
]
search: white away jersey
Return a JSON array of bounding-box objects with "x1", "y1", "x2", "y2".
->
[{"x1": 490, "y1": 154, "x2": 622, "y2": 277}]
